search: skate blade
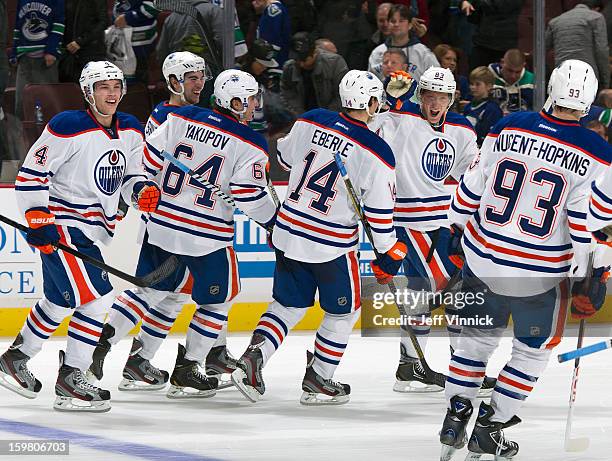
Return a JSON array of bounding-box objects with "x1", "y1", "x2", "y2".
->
[
  {"x1": 393, "y1": 379, "x2": 444, "y2": 393},
  {"x1": 440, "y1": 443, "x2": 460, "y2": 461},
  {"x1": 299, "y1": 391, "x2": 349, "y2": 406},
  {"x1": 53, "y1": 395, "x2": 111, "y2": 413},
  {"x1": 230, "y1": 368, "x2": 262, "y2": 403},
  {"x1": 463, "y1": 453, "x2": 482, "y2": 461},
  {"x1": 118, "y1": 378, "x2": 167, "y2": 392},
  {"x1": 0, "y1": 371, "x2": 38, "y2": 399},
  {"x1": 209, "y1": 373, "x2": 234, "y2": 390},
  {"x1": 565, "y1": 436, "x2": 589, "y2": 452},
  {"x1": 166, "y1": 385, "x2": 216, "y2": 399}
]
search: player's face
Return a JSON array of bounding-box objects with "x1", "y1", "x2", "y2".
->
[
  {"x1": 501, "y1": 62, "x2": 523, "y2": 84},
  {"x1": 420, "y1": 90, "x2": 450, "y2": 125},
  {"x1": 93, "y1": 79, "x2": 122, "y2": 115},
  {"x1": 389, "y1": 12, "x2": 411, "y2": 40},
  {"x1": 469, "y1": 80, "x2": 490, "y2": 100},
  {"x1": 440, "y1": 50, "x2": 457, "y2": 73},
  {"x1": 182, "y1": 71, "x2": 205, "y2": 105},
  {"x1": 382, "y1": 53, "x2": 407, "y2": 78}
]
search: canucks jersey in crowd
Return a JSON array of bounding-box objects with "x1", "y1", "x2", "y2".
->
[
  {"x1": 11, "y1": 0, "x2": 64, "y2": 61},
  {"x1": 489, "y1": 62, "x2": 534, "y2": 113},
  {"x1": 463, "y1": 97, "x2": 503, "y2": 147},
  {"x1": 256, "y1": 0, "x2": 290, "y2": 66}
]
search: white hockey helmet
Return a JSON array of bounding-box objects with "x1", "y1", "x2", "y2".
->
[
  {"x1": 162, "y1": 51, "x2": 209, "y2": 98},
  {"x1": 417, "y1": 66, "x2": 456, "y2": 109},
  {"x1": 79, "y1": 61, "x2": 126, "y2": 116},
  {"x1": 214, "y1": 69, "x2": 261, "y2": 116},
  {"x1": 547, "y1": 59, "x2": 598, "y2": 116},
  {"x1": 339, "y1": 70, "x2": 385, "y2": 117}
]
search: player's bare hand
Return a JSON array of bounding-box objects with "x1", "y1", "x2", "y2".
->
[
  {"x1": 461, "y1": 1, "x2": 475, "y2": 15},
  {"x1": 66, "y1": 41, "x2": 81, "y2": 54},
  {"x1": 114, "y1": 14, "x2": 128, "y2": 28},
  {"x1": 44, "y1": 54, "x2": 56, "y2": 67}
]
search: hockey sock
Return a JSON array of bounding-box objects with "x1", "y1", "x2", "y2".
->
[
  {"x1": 139, "y1": 292, "x2": 185, "y2": 361},
  {"x1": 108, "y1": 288, "x2": 167, "y2": 346},
  {"x1": 253, "y1": 301, "x2": 307, "y2": 366},
  {"x1": 312, "y1": 310, "x2": 360, "y2": 379},
  {"x1": 445, "y1": 327, "x2": 503, "y2": 407},
  {"x1": 19, "y1": 298, "x2": 71, "y2": 358},
  {"x1": 184, "y1": 303, "x2": 231, "y2": 362},
  {"x1": 65, "y1": 291, "x2": 115, "y2": 371},
  {"x1": 213, "y1": 323, "x2": 228, "y2": 348},
  {"x1": 490, "y1": 338, "x2": 550, "y2": 423},
  {"x1": 445, "y1": 306, "x2": 462, "y2": 352},
  {"x1": 400, "y1": 315, "x2": 430, "y2": 359}
]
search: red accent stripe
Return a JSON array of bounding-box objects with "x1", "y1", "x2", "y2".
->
[
  {"x1": 568, "y1": 221, "x2": 588, "y2": 232},
  {"x1": 466, "y1": 221, "x2": 573, "y2": 263},
  {"x1": 144, "y1": 146, "x2": 163, "y2": 169},
  {"x1": 29, "y1": 311, "x2": 55, "y2": 334},
  {"x1": 545, "y1": 280, "x2": 569, "y2": 350},
  {"x1": 591, "y1": 196, "x2": 612, "y2": 214},
  {"x1": 258, "y1": 320, "x2": 284, "y2": 343},
  {"x1": 57, "y1": 227, "x2": 97, "y2": 305},
  {"x1": 155, "y1": 209, "x2": 234, "y2": 233},
  {"x1": 179, "y1": 273, "x2": 194, "y2": 295},
  {"x1": 143, "y1": 316, "x2": 172, "y2": 331},
  {"x1": 231, "y1": 188, "x2": 259, "y2": 194},
  {"x1": 193, "y1": 315, "x2": 223, "y2": 330},
  {"x1": 410, "y1": 229, "x2": 447, "y2": 291},
  {"x1": 449, "y1": 365, "x2": 485, "y2": 378},
  {"x1": 278, "y1": 211, "x2": 358, "y2": 239},
  {"x1": 68, "y1": 320, "x2": 101, "y2": 337},
  {"x1": 498, "y1": 374, "x2": 533, "y2": 392},
  {"x1": 228, "y1": 247, "x2": 239, "y2": 301},
  {"x1": 455, "y1": 192, "x2": 479, "y2": 209},
  {"x1": 540, "y1": 111, "x2": 580, "y2": 127},
  {"x1": 349, "y1": 251, "x2": 361, "y2": 311},
  {"x1": 117, "y1": 295, "x2": 145, "y2": 320},
  {"x1": 48, "y1": 205, "x2": 116, "y2": 229},
  {"x1": 315, "y1": 341, "x2": 344, "y2": 357},
  {"x1": 395, "y1": 204, "x2": 450, "y2": 213},
  {"x1": 15, "y1": 175, "x2": 48, "y2": 184},
  {"x1": 366, "y1": 216, "x2": 393, "y2": 224}
]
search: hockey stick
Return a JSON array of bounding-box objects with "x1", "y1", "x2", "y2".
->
[
  {"x1": 558, "y1": 338, "x2": 612, "y2": 363},
  {"x1": 160, "y1": 150, "x2": 276, "y2": 231},
  {"x1": 153, "y1": 0, "x2": 223, "y2": 73},
  {"x1": 0, "y1": 214, "x2": 179, "y2": 288},
  {"x1": 563, "y1": 251, "x2": 595, "y2": 452},
  {"x1": 334, "y1": 152, "x2": 446, "y2": 388}
]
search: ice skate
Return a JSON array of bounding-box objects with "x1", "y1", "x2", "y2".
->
[
  {"x1": 86, "y1": 323, "x2": 114, "y2": 382},
  {"x1": 119, "y1": 338, "x2": 169, "y2": 391},
  {"x1": 54, "y1": 350, "x2": 111, "y2": 412},
  {"x1": 394, "y1": 345, "x2": 444, "y2": 393},
  {"x1": 205, "y1": 345, "x2": 237, "y2": 390},
  {"x1": 300, "y1": 351, "x2": 350, "y2": 406},
  {"x1": 0, "y1": 334, "x2": 42, "y2": 399},
  {"x1": 231, "y1": 334, "x2": 266, "y2": 403},
  {"x1": 167, "y1": 344, "x2": 217, "y2": 399},
  {"x1": 439, "y1": 396, "x2": 474, "y2": 461},
  {"x1": 465, "y1": 402, "x2": 520, "y2": 460}
]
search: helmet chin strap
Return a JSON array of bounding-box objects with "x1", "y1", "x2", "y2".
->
[
  {"x1": 88, "y1": 96, "x2": 115, "y2": 118},
  {"x1": 168, "y1": 81, "x2": 187, "y2": 104}
]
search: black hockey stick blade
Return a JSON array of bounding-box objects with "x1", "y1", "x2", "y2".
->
[{"x1": 0, "y1": 214, "x2": 178, "y2": 288}]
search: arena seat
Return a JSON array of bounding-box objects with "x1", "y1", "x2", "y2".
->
[
  {"x1": 22, "y1": 83, "x2": 85, "y2": 123},
  {"x1": 118, "y1": 82, "x2": 153, "y2": 123}
]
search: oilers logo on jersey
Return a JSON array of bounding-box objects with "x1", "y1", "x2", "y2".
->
[
  {"x1": 422, "y1": 138, "x2": 455, "y2": 181},
  {"x1": 94, "y1": 149, "x2": 126, "y2": 196}
]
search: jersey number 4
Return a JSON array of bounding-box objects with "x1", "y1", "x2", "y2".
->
[
  {"x1": 161, "y1": 144, "x2": 224, "y2": 209},
  {"x1": 287, "y1": 150, "x2": 340, "y2": 214},
  {"x1": 485, "y1": 158, "x2": 566, "y2": 238}
]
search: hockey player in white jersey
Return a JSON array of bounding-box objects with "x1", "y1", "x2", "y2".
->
[
  {"x1": 129, "y1": 69, "x2": 278, "y2": 398},
  {"x1": 439, "y1": 59, "x2": 612, "y2": 460},
  {"x1": 371, "y1": 67, "x2": 487, "y2": 393},
  {"x1": 0, "y1": 61, "x2": 161, "y2": 412},
  {"x1": 87, "y1": 52, "x2": 236, "y2": 393},
  {"x1": 231, "y1": 70, "x2": 405, "y2": 405}
]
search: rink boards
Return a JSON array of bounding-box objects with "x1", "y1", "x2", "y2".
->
[{"x1": 1, "y1": 185, "x2": 611, "y2": 336}]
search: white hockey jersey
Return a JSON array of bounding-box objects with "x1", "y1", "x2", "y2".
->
[
  {"x1": 273, "y1": 109, "x2": 398, "y2": 263},
  {"x1": 144, "y1": 106, "x2": 277, "y2": 256},
  {"x1": 15, "y1": 110, "x2": 148, "y2": 245},
  {"x1": 371, "y1": 101, "x2": 479, "y2": 232},
  {"x1": 144, "y1": 101, "x2": 180, "y2": 139},
  {"x1": 450, "y1": 111, "x2": 612, "y2": 296},
  {"x1": 588, "y1": 160, "x2": 612, "y2": 233}
]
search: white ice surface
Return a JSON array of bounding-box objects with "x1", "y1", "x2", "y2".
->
[{"x1": 0, "y1": 326, "x2": 611, "y2": 461}]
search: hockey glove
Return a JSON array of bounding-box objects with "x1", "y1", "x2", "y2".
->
[
  {"x1": 571, "y1": 266, "x2": 611, "y2": 319},
  {"x1": 370, "y1": 239, "x2": 408, "y2": 285},
  {"x1": 448, "y1": 224, "x2": 465, "y2": 269},
  {"x1": 132, "y1": 181, "x2": 161, "y2": 212},
  {"x1": 25, "y1": 208, "x2": 60, "y2": 254},
  {"x1": 386, "y1": 71, "x2": 414, "y2": 109}
]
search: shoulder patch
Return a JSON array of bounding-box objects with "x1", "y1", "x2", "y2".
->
[{"x1": 267, "y1": 3, "x2": 281, "y2": 16}]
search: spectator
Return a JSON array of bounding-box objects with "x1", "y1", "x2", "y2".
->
[
  {"x1": 433, "y1": 44, "x2": 469, "y2": 101},
  {"x1": 586, "y1": 119, "x2": 609, "y2": 141},
  {"x1": 252, "y1": 0, "x2": 291, "y2": 66},
  {"x1": 489, "y1": 48, "x2": 534, "y2": 114},
  {"x1": 460, "y1": 0, "x2": 524, "y2": 70},
  {"x1": 381, "y1": 48, "x2": 409, "y2": 79},
  {"x1": 369, "y1": 2, "x2": 392, "y2": 50},
  {"x1": 58, "y1": 0, "x2": 107, "y2": 84},
  {"x1": 281, "y1": 31, "x2": 348, "y2": 116},
  {"x1": 315, "y1": 38, "x2": 338, "y2": 54},
  {"x1": 463, "y1": 66, "x2": 503, "y2": 146},
  {"x1": 112, "y1": 0, "x2": 159, "y2": 83},
  {"x1": 368, "y1": 4, "x2": 438, "y2": 81},
  {"x1": 11, "y1": 0, "x2": 65, "y2": 120},
  {"x1": 546, "y1": 0, "x2": 610, "y2": 90}
]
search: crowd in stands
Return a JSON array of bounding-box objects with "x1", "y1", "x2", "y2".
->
[{"x1": 1, "y1": 0, "x2": 612, "y2": 181}]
